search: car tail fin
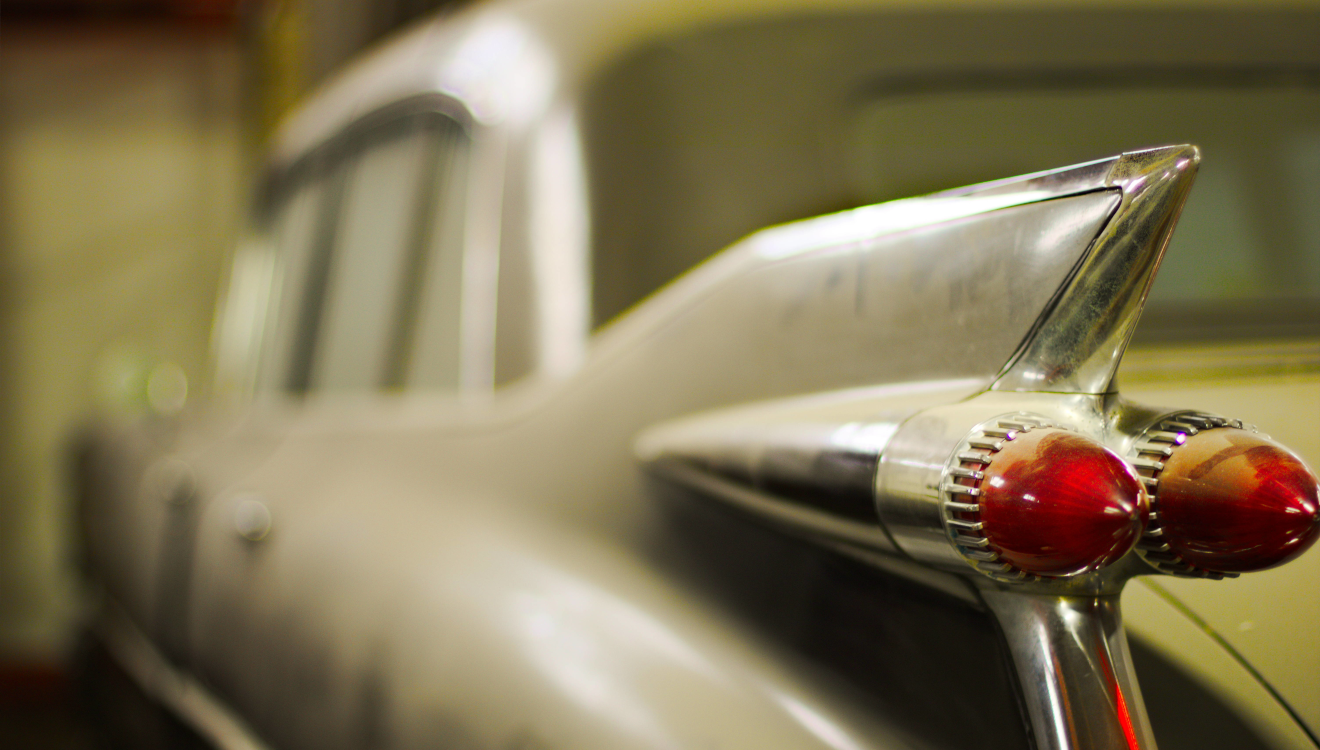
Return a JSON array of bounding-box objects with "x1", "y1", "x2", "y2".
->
[{"x1": 992, "y1": 145, "x2": 1200, "y2": 394}]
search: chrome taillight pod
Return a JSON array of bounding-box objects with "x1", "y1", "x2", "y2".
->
[
  {"x1": 875, "y1": 401, "x2": 1155, "y2": 585},
  {"x1": 943, "y1": 418, "x2": 1148, "y2": 581},
  {"x1": 639, "y1": 392, "x2": 1317, "y2": 750},
  {"x1": 1130, "y1": 413, "x2": 1320, "y2": 577}
]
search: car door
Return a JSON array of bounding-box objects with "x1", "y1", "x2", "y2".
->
[{"x1": 182, "y1": 106, "x2": 472, "y2": 747}]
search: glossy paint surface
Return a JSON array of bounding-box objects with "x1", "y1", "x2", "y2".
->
[
  {"x1": 1158, "y1": 429, "x2": 1320, "y2": 573},
  {"x1": 979, "y1": 429, "x2": 1147, "y2": 576}
]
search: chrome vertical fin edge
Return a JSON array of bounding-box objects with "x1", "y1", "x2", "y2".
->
[
  {"x1": 993, "y1": 145, "x2": 1201, "y2": 395},
  {"x1": 981, "y1": 590, "x2": 1156, "y2": 750}
]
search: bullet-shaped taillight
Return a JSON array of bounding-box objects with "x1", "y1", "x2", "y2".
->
[
  {"x1": 945, "y1": 423, "x2": 1149, "y2": 578},
  {"x1": 1133, "y1": 416, "x2": 1320, "y2": 576}
]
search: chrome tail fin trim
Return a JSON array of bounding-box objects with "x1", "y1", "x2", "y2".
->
[{"x1": 993, "y1": 145, "x2": 1201, "y2": 395}]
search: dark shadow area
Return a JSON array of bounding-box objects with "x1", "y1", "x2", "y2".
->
[
  {"x1": 76, "y1": 636, "x2": 211, "y2": 750},
  {"x1": 647, "y1": 477, "x2": 1292, "y2": 750},
  {"x1": 0, "y1": 660, "x2": 96, "y2": 750},
  {"x1": 645, "y1": 479, "x2": 1032, "y2": 750},
  {"x1": 1, "y1": 635, "x2": 221, "y2": 749}
]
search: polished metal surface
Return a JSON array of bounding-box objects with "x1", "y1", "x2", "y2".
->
[
  {"x1": 874, "y1": 390, "x2": 1182, "y2": 593},
  {"x1": 993, "y1": 146, "x2": 1200, "y2": 395},
  {"x1": 645, "y1": 458, "x2": 897, "y2": 551},
  {"x1": 632, "y1": 145, "x2": 1190, "y2": 579},
  {"x1": 638, "y1": 374, "x2": 1314, "y2": 749},
  {"x1": 936, "y1": 413, "x2": 1059, "y2": 582},
  {"x1": 641, "y1": 418, "x2": 895, "y2": 524},
  {"x1": 625, "y1": 132, "x2": 1303, "y2": 750},
  {"x1": 982, "y1": 590, "x2": 1155, "y2": 750},
  {"x1": 876, "y1": 392, "x2": 1108, "y2": 574},
  {"x1": 636, "y1": 379, "x2": 987, "y2": 556},
  {"x1": 577, "y1": 161, "x2": 1124, "y2": 440},
  {"x1": 640, "y1": 376, "x2": 1173, "y2": 749}
]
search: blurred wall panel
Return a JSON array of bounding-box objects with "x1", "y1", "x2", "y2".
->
[{"x1": 0, "y1": 20, "x2": 244, "y2": 659}]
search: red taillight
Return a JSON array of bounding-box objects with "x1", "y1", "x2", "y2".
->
[
  {"x1": 1137, "y1": 425, "x2": 1320, "y2": 574},
  {"x1": 949, "y1": 426, "x2": 1148, "y2": 577}
]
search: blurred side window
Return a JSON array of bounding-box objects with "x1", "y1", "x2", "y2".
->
[
  {"x1": 251, "y1": 109, "x2": 468, "y2": 394},
  {"x1": 400, "y1": 122, "x2": 469, "y2": 390},
  {"x1": 256, "y1": 169, "x2": 328, "y2": 393},
  {"x1": 309, "y1": 117, "x2": 433, "y2": 391}
]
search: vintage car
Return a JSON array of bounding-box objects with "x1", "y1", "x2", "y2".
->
[{"x1": 73, "y1": 1, "x2": 1320, "y2": 749}]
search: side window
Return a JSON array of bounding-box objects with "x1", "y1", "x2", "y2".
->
[
  {"x1": 401, "y1": 125, "x2": 468, "y2": 390},
  {"x1": 255, "y1": 108, "x2": 469, "y2": 395},
  {"x1": 257, "y1": 171, "x2": 327, "y2": 393},
  {"x1": 309, "y1": 117, "x2": 434, "y2": 391}
]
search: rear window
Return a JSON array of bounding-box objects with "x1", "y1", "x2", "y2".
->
[{"x1": 850, "y1": 84, "x2": 1320, "y2": 343}]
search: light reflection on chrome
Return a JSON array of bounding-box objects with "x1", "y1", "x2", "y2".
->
[
  {"x1": 529, "y1": 107, "x2": 590, "y2": 377},
  {"x1": 830, "y1": 422, "x2": 900, "y2": 454}
]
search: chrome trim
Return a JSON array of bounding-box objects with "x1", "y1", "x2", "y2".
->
[
  {"x1": 459, "y1": 126, "x2": 507, "y2": 393},
  {"x1": 938, "y1": 413, "x2": 1058, "y2": 582},
  {"x1": 993, "y1": 145, "x2": 1200, "y2": 395},
  {"x1": 982, "y1": 590, "x2": 1155, "y2": 750},
  {"x1": 96, "y1": 599, "x2": 273, "y2": 750},
  {"x1": 638, "y1": 412, "x2": 908, "y2": 550},
  {"x1": 645, "y1": 458, "x2": 895, "y2": 551},
  {"x1": 626, "y1": 146, "x2": 1260, "y2": 750},
  {"x1": 876, "y1": 395, "x2": 1094, "y2": 574},
  {"x1": 635, "y1": 381, "x2": 989, "y2": 556},
  {"x1": 593, "y1": 161, "x2": 1122, "y2": 405},
  {"x1": 875, "y1": 389, "x2": 1155, "y2": 595}
]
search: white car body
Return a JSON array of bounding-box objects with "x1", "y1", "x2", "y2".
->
[{"x1": 76, "y1": 2, "x2": 1320, "y2": 749}]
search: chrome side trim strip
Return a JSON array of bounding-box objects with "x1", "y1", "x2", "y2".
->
[
  {"x1": 646, "y1": 458, "x2": 897, "y2": 553},
  {"x1": 938, "y1": 414, "x2": 1060, "y2": 583},
  {"x1": 96, "y1": 600, "x2": 272, "y2": 750}
]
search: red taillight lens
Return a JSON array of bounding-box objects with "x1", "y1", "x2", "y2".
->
[
  {"x1": 1144, "y1": 428, "x2": 1320, "y2": 573},
  {"x1": 952, "y1": 427, "x2": 1148, "y2": 577}
]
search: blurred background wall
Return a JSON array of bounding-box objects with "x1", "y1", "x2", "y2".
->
[
  {"x1": 1, "y1": 12, "x2": 245, "y2": 667},
  {"x1": 0, "y1": 0, "x2": 466, "y2": 676}
]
